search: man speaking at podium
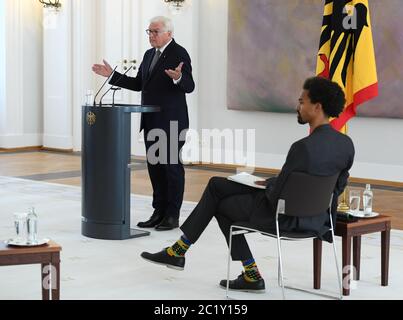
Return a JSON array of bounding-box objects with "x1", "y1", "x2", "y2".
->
[{"x1": 92, "y1": 16, "x2": 195, "y2": 231}]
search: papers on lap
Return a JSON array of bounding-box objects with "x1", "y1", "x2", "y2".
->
[{"x1": 227, "y1": 172, "x2": 266, "y2": 190}]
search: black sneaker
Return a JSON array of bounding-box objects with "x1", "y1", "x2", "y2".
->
[
  {"x1": 219, "y1": 273, "x2": 266, "y2": 293},
  {"x1": 141, "y1": 248, "x2": 185, "y2": 271}
]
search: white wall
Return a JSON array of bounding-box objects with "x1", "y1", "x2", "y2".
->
[
  {"x1": 43, "y1": 0, "x2": 73, "y2": 150},
  {"x1": 22, "y1": 2, "x2": 43, "y2": 137},
  {"x1": 197, "y1": 0, "x2": 403, "y2": 182},
  {"x1": 348, "y1": 117, "x2": 403, "y2": 181},
  {"x1": 0, "y1": 0, "x2": 43, "y2": 148},
  {"x1": 71, "y1": 0, "x2": 98, "y2": 151},
  {"x1": 0, "y1": 0, "x2": 5, "y2": 134}
]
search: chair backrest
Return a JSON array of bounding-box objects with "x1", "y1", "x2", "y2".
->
[{"x1": 278, "y1": 172, "x2": 339, "y2": 218}]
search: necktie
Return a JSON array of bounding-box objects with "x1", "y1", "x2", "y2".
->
[{"x1": 149, "y1": 49, "x2": 161, "y2": 74}]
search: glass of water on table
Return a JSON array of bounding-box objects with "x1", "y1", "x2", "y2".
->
[{"x1": 349, "y1": 190, "x2": 361, "y2": 215}]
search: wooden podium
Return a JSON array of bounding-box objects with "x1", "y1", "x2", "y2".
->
[{"x1": 81, "y1": 104, "x2": 160, "y2": 240}]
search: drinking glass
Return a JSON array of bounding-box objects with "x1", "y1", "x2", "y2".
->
[
  {"x1": 14, "y1": 212, "x2": 27, "y2": 244},
  {"x1": 349, "y1": 190, "x2": 361, "y2": 214},
  {"x1": 85, "y1": 89, "x2": 93, "y2": 106}
]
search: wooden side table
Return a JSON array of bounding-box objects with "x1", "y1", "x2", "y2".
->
[
  {"x1": 313, "y1": 215, "x2": 391, "y2": 296},
  {"x1": 0, "y1": 240, "x2": 62, "y2": 300}
]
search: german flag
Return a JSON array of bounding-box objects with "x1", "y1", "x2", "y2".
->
[{"x1": 316, "y1": 0, "x2": 378, "y2": 131}]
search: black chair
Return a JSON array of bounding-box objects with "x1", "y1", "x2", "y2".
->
[{"x1": 226, "y1": 172, "x2": 343, "y2": 300}]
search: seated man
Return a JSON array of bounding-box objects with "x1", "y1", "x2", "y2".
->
[{"x1": 141, "y1": 76, "x2": 355, "y2": 293}]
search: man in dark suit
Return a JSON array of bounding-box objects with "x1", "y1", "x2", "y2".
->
[
  {"x1": 92, "y1": 16, "x2": 195, "y2": 231},
  {"x1": 140, "y1": 76, "x2": 355, "y2": 293}
]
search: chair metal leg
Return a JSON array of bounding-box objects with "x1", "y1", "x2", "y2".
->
[
  {"x1": 278, "y1": 259, "x2": 282, "y2": 287},
  {"x1": 226, "y1": 227, "x2": 234, "y2": 299},
  {"x1": 279, "y1": 237, "x2": 343, "y2": 300},
  {"x1": 331, "y1": 234, "x2": 343, "y2": 300},
  {"x1": 329, "y1": 213, "x2": 343, "y2": 300},
  {"x1": 276, "y1": 237, "x2": 286, "y2": 300},
  {"x1": 277, "y1": 240, "x2": 284, "y2": 288}
]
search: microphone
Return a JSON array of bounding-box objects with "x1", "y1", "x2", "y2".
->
[
  {"x1": 111, "y1": 87, "x2": 122, "y2": 107},
  {"x1": 99, "y1": 65, "x2": 134, "y2": 107},
  {"x1": 93, "y1": 65, "x2": 118, "y2": 107}
]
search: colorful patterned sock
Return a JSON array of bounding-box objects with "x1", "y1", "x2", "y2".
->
[
  {"x1": 167, "y1": 235, "x2": 192, "y2": 257},
  {"x1": 242, "y1": 258, "x2": 263, "y2": 282}
]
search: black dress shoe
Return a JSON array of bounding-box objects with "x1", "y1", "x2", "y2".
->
[
  {"x1": 137, "y1": 211, "x2": 164, "y2": 228},
  {"x1": 155, "y1": 216, "x2": 179, "y2": 231},
  {"x1": 219, "y1": 273, "x2": 266, "y2": 293},
  {"x1": 141, "y1": 249, "x2": 185, "y2": 271}
]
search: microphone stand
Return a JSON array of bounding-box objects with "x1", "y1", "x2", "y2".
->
[
  {"x1": 111, "y1": 87, "x2": 122, "y2": 107},
  {"x1": 93, "y1": 66, "x2": 118, "y2": 107},
  {"x1": 99, "y1": 65, "x2": 134, "y2": 107}
]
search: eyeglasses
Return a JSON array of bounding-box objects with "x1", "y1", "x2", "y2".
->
[{"x1": 146, "y1": 29, "x2": 167, "y2": 36}]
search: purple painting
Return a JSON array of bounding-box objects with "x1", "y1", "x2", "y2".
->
[{"x1": 227, "y1": 0, "x2": 403, "y2": 119}]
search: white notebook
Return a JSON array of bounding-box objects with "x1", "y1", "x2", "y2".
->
[{"x1": 227, "y1": 172, "x2": 266, "y2": 190}]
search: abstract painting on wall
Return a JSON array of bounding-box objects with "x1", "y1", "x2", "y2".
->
[{"x1": 227, "y1": 0, "x2": 403, "y2": 119}]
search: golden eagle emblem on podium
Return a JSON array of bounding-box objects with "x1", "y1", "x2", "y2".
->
[{"x1": 86, "y1": 112, "x2": 96, "y2": 126}]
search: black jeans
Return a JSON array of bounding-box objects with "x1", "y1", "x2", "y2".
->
[{"x1": 181, "y1": 177, "x2": 270, "y2": 261}]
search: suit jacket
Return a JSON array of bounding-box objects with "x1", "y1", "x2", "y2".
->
[
  {"x1": 109, "y1": 39, "x2": 195, "y2": 134},
  {"x1": 251, "y1": 124, "x2": 355, "y2": 241}
]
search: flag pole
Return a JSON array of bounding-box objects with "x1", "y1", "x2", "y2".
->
[{"x1": 337, "y1": 123, "x2": 350, "y2": 212}]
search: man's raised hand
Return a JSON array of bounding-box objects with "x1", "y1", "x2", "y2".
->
[
  {"x1": 92, "y1": 59, "x2": 113, "y2": 78},
  {"x1": 165, "y1": 62, "x2": 184, "y2": 81}
]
